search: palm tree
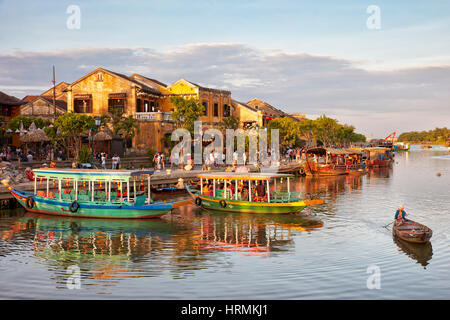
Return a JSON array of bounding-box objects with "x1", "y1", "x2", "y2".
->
[{"x1": 117, "y1": 115, "x2": 140, "y2": 154}]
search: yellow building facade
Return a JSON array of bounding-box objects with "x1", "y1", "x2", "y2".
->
[{"x1": 63, "y1": 68, "x2": 234, "y2": 154}]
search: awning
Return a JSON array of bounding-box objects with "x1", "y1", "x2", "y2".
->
[
  {"x1": 108, "y1": 93, "x2": 127, "y2": 99},
  {"x1": 74, "y1": 94, "x2": 92, "y2": 99}
]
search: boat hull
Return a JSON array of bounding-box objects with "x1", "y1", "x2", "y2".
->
[
  {"x1": 10, "y1": 188, "x2": 173, "y2": 219},
  {"x1": 392, "y1": 220, "x2": 432, "y2": 244},
  {"x1": 303, "y1": 162, "x2": 348, "y2": 176},
  {"x1": 187, "y1": 187, "x2": 321, "y2": 214}
]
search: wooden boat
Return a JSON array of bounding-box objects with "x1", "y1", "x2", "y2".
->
[
  {"x1": 394, "y1": 143, "x2": 410, "y2": 151},
  {"x1": 303, "y1": 147, "x2": 364, "y2": 176},
  {"x1": 421, "y1": 145, "x2": 432, "y2": 149},
  {"x1": 151, "y1": 186, "x2": 187, "y2": 194},
  {"x1": 10, "y1": 168, "x2": 191, "y2": 219},
  {"x1": 392, "y1": 220, "x2": 432, "y2": 244},
  {"x1": 186, "y1": 172, "x2": 324, "y2": 214},
  {"x1": 363, "y1": 147, "x2": 393, "y2": 168}
]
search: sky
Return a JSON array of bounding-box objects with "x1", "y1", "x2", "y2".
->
[{"x1": 0, "y1": 0, "x2": 449, "y2": 138}]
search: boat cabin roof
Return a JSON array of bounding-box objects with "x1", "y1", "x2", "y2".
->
[
  {"x1": 32, "y1": 168, "x2": 153, "y2": 181},
  {"x1": 363, "y1": 147, "x2": 391, "y2": 152},
  {"x1": 197, "y1": 172, "x2": 293, "y2": 181},
  {"x1": 306, "y1": 147, "x2": 362, "y2": 156}
]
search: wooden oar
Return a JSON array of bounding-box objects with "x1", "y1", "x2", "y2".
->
[{"x1": 383, "y1": 221, "x2": 394, "y2": 228}]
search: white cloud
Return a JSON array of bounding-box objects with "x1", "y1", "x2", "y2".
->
[{"x1": 0, "y1": 43, "x2": 448, "y2": 137}]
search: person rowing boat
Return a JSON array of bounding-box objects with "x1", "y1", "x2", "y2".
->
[{"x1": 394, "y1": 205, "x2": 408, "y2": 225}]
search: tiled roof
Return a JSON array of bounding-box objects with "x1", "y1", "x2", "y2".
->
[
  {"x1": 0, "y1": 91, "x2": 26, "y2": 106},
  {"x1": 23, "y1": 95, "x2": 67, "y2": 111}
]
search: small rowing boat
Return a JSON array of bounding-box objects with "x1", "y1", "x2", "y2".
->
[{"x1": 392, "y1": 220, "x2": 432, "y2": 244}]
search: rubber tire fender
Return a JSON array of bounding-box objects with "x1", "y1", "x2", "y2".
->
[
  {"x1": 69, "y1": 200, "x2": 80, "y2": 213},
  {"x1": 26, "y1": 196, "x2": 35, "y2": 209},
  {"x1": 219, "y1": 200, "x2": 227, "y2": 208},
  {"x1": 195, "y1": 197, "x2": 202, "y2": 206}
]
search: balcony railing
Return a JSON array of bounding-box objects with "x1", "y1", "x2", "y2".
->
[{"x1": 134, "y1": 112, "x2": 172, "y2": 121}]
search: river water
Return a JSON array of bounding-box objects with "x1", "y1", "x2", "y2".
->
[{"x1": 0, "y1": 146, "x2": 449, "y2": 299}]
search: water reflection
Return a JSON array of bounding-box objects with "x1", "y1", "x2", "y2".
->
[
  {"x1": 0, "y1": 207, "x2": 324, "y2": 288},
  {"x1": 290, "y1": 175, "x2": 363, "y2": 215},
  {"x1": 194, "y1": 211, "x2": 323, "y2": 257},
  {"x1": 393, "y1": 236, "x2": 433, "y2": 268},
  {"x1": 366, "y1": 167, "x2": 393, "y2": 179}
]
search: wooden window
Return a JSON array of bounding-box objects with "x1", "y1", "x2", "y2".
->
[
  {"x1": 202, "y1": 101, "x2": 208, "y2": 116},
  {"x1": 74, "y1": 99, "x2": 92, "y2": 113},
  {"x1": 136, "y1": 98, "x2": 142, "y2": 112},
  {"x1": 150, "y1": 101, "x2": 159, "y2": 112},
  {"x1": 108, "y1": 98, "x2": 126, "y2": 114},
  {"x1": 223, "y1": 104, "x2": 230, "y2": 117},
  {"x1": 213, "y1": 102, "x2": 219, "y2": 117}
]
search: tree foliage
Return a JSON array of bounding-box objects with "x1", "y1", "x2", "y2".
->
[
  {"x1": 220, "y1": 115, "x2": 240, "y2": 131},
  {"x1": 53, "y1": 113, "x2": 95, "y2": 159},
  {"x1": 397, "y1": 127, "x2": 449, "y2": 144},
  {"x1": 265, "y1": 115, "x2": 366, "y2": 148},
  {"x1": 7, "y1": 116, "x2": 50, "y2": 131},
  {"x1": 170, "y1": 97, "x2": 204, "y2": 133},
  {"x1": 267, "y1": 117, "x2": 300, "y2": 147}
]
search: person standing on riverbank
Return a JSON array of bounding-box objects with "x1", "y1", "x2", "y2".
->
[
  {"x1": 112, "y1": 154, "x2": 119, "y2": 169},
  {"x1": 101, "y1": 153, "x2": 106, "y2": 169}
]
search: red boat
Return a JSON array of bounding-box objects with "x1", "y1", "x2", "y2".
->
[
  {"x1": 364, "y1": 147, "x2": 393, "y2": 168},
  {"x1": 303, "y1": 147, "x2": 364, "y2": 176}
]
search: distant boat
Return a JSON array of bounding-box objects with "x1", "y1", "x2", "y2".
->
[
  {"x1": 394, "y1": 143, "x2": 410, "y2": 151},
  {"x1": 363, "y1": 147, "x2": 393, "y2": 168},
  {"x1": 392, "y1": 220, "x2": 432, "y2": 244},
  {"x1": 302, "y1": 147, "x2": 364, "y2": 176},
  {"x1": 421, "y1": 145, "x2": 432, "y2": 149}
]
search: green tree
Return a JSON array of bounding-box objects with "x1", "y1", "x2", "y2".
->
[
  {"x1": 311, "y1": 115, "x2": 340, "y2": 147},
  {"x1": 7, "y1": 116, "x2": 50, "y2": 131},
  {"x1": 220, "y1": 115, "x2": 240, "y2": 132},
  {"x1": 267, "y1": 116, "x2": 300, "y2": 147},
  {"x1": 54, "y1": 113, "x2": 95, "y2": 159},
  {"x1": 77, "y1": 145, "x2": 92, "y2": 163},
  {"x1": 105, "y1": 107, "x2": 139, "y2": 154},
  {"x1": 118, "y1": 115, "x2": 140, "y2": 152},
  {"x1": 297, "y1": 119, "x2": 315, "y2": 144},
  {"x1": 398, "y1": 127, "x2": 449, "y2": 144},
  {"x1": 170, "y1": 97, "x2": 204, "y2": 133}
]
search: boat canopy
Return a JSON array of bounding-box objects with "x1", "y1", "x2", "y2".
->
[
  {"x1": 32, "y1": 168, "x2": 152, "y2": 182},
  {"x1": 306, "y1": 147, "x2": 362, "y2": 156},
  {"x1": 197, "y1": 172, "x2": 294, "y2": 181},
  {"x1": 363, "y1": 147, "x2": 390, "y2": 151}
]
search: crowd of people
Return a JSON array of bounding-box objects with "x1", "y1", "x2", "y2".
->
[{"x1": 96, "y1": 152, "x2": 125, "y2": 170}]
